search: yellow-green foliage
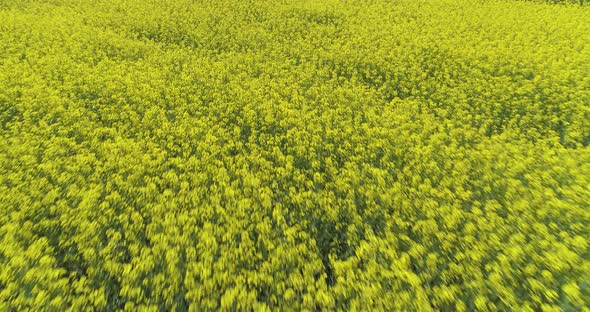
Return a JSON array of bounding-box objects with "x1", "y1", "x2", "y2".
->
[{"x1": 1, "y1": 0, "x2": 589, "y2": 310}]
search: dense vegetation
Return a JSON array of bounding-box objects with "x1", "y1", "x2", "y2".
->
[{"x1": 1, "y1": 0, "x2": 589, "y2": 310}]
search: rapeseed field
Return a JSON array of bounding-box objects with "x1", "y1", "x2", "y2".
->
[{"x1": 0, "y1": 0, "x2": 589, "y2": 310}]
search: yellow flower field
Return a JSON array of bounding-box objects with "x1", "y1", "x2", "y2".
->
[{"x1": 0, "y1": 0, "x2": 588, "y2": 310}]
